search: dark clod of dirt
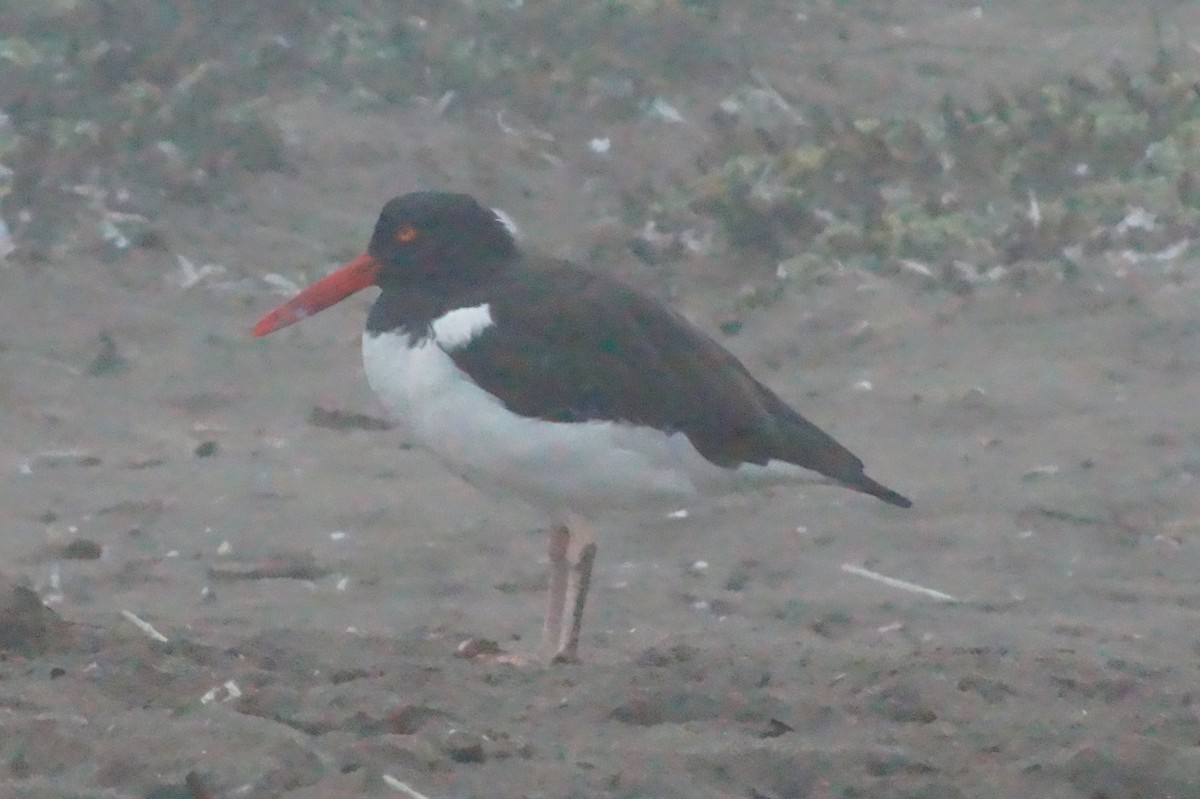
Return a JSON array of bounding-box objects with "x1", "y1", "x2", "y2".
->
[
  {"x1": 145, "y1": 771, "x2": 215, "y2": 799},
  {"x1": 455, "y1": 636, "x2": 504, "y2": 659},
  {"x1": 809, "y1": 611, "x2": 854, "y2": 640},
  {"x1": 958, "y1": 674, "x2": 1015, "y2": 704},
  {"x1": 307, "y1": 405, "x2": 394, "y2": 432},
  {"x1": 1060, "y1": 744, "x2": 1186, "y2": 799},
  {"x1": 144, "y1": 785, "x2": 196, "y2": 799},
  {"x1": 87, "y1": 332, "x2": 129, "y2": 377},
  {"x1": 634, "y1": 643, "x2": 698, "y2": 667},
  {"x1": 0, "y1": 581, "x2": 70, "y2": 655},
  {"x1": 610, "y1": 689, "x2": 722, "y2": 726},
  {"x1": 193, "y1": 441, "x2": 218, "y2": 457},
  {"x1": 206, "y1": 551, "x2": 330, "y2": 581},
  {"x1": 758, "y1": 718, "x2": 795, "y2": 739},
  {"x1": 386, "y1": 704, "x2": 445, "y2": 736},
  {"x1": 441, "y1": 729, "x2": 487, "y2": 763},
  {"x1": 60, "y1": 538, "x2": 103, "y2": 560},
  {"x1": 869, "y1": 682, "x2": 939, "y2": 724}
]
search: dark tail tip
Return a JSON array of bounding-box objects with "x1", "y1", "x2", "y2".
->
[
  {"x1": 875, "y1": 487, "x2": 913, "y2": 509},
  {"x1": 853, "y1": 475, "x2": 913, "y2": 509}
]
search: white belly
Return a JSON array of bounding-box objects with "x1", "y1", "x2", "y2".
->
[{"x1": 362, "y1": 330, "x2": 817, "y2": 518}]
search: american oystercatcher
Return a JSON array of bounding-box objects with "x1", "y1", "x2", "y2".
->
[{"x1": 254, "y1": 191, "x2": 911, "y2": 662}]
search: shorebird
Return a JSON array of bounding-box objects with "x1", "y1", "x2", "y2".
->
[{"x1": 253, "y1": 191, "x2": 910, "y2": 662}]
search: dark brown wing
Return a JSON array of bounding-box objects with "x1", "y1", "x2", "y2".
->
[{"x1": 445, "y1": 261, "x2": 910, "y2": 507}]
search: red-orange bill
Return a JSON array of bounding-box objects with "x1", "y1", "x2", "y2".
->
[{"x1": 253, "y1": 253, "x2": 380, "y2": 337}]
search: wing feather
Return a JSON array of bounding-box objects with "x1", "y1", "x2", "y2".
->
[{"x1": 445, "y1": 264, "x2": 864, "y2": 479}]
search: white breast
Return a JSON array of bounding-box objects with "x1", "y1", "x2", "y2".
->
[{"x1": 361, "y1": 319, "x2": 820, "y2": 519}]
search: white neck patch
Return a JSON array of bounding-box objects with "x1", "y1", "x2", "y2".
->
[
  {"x1": 430, "y1": 303, "x2": 494, "y2": 350},
  {"x1": 492, "y1": 207, "x2": 521, "y2": 239}
]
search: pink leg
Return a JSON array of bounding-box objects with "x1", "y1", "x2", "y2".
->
[
  {"x1": 554, "y1": 534, "x2": 597, "y2": 663},
  {"x1": 539, "y1": 516, "x2": 597, "y2": 662},
  {"x1": 541, "y1": 524, "x2": 570, "y2": 659}
]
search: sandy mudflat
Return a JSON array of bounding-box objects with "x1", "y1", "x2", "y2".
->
[{"x1": 2, "y1": 2, "x2": 1199, "y2": 797}]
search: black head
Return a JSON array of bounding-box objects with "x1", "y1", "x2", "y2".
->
[
  {"x1": 253, "y1": 191, "x2": 519, "y2": 338},
  {"x1": 366, "y1": 192, "x2": 518, "y2": 285}
]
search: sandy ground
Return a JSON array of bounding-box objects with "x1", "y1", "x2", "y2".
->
[{"x1": 3, "y1": 3, "x2": 1200, "y2": 797}]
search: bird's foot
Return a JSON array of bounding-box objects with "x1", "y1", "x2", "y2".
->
[{"x1": 455, "y1": 635, "x2": 578, "y2": 666}]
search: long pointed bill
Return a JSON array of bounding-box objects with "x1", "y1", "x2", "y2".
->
[{"x1": 253, "y1": 253, "x2": 381, "y2": 337}]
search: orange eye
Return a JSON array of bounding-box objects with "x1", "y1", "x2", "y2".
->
[{"x1": 395, "y1": 225, "x2": 419, "y2": 243}]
